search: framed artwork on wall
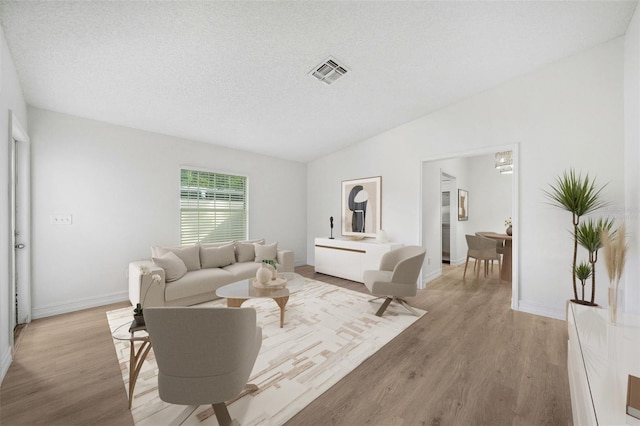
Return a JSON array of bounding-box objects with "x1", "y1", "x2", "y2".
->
[
  {"x1": 458, "y1": 189, "x2": 469, "y2": 221},
  {"x1": 341, "y1": 176, "x2": 381, "y2": 238}
]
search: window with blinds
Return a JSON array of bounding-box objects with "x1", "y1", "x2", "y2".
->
[{"x1": 180, "y1": 168, "x2": 248, "y2": 245}]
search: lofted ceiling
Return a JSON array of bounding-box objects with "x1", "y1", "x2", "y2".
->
[{"x1": 0, "y1": 1, "x2": 637, "y2": 162}]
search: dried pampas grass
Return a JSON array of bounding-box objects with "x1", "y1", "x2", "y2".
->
[{"x1": 602, "y1": 223, "x2": 628, "y2": 285}]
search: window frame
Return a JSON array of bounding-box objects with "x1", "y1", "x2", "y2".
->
[{"x1": 179, "y1": 166, "x2": 249, "y2": 245}]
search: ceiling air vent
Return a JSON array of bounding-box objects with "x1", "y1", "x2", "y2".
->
[{"x1": 309, "y1": 57, "x2": 348, "y2": 85}]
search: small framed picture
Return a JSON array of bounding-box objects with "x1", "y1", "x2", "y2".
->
[{"x1": 458, "y1": 189, "x2": 468, "y2": 221}]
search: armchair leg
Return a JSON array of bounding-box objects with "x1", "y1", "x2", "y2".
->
[
  {"x1": 192, "y1": 384, "x2": 258, "y2": 424},
  {"x1": 371, "y1": 297, "x2": 420, "y2": 317},
  {"x1": 397, "y1": 298, "x2": 420, "y2": 317},
  {"x1": 375, "y1": 297, "x2": 393, "y2": 316},
  {"x1": 244, "y1": 383, "x2": 259, "y2": 393},
  {"x1": 169, "y1": 405, "x2": 199, "y2": 426},
  {"x1": 212, "y1": 402, "x2": 233, "y2": 426}
]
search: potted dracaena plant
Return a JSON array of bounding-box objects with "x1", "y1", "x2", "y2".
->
[
  {"x1": 576, "y1": 218, "x2": 614, "y2": 305},
  {"x1": 545, "y1": 168, "x2": 609, "y2": 305},
  {"x1": 574, "y1": 261, "x2": 592, "y2": 303}
]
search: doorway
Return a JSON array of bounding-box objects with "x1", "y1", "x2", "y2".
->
[
  {"x1": 441, "y1": 172, "x2": 456, "y2": 264},
  {"x1": 420, "y1": 145, "x2": 518, "y2": 310},
  {"x1": 9, "y1": 112, "x2": 31, "y2": 350}
]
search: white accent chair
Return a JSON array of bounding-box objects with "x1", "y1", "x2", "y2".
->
[
  {"x1": 144, "y1": 307, "x2": 262, "y2": 426},
  {"x1": 362, "y1": 245, "x2": 426, "y2": 317}
]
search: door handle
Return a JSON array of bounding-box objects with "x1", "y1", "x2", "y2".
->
[{"x1": 14, "y1": 243, "x2": 25, "y2": 249}]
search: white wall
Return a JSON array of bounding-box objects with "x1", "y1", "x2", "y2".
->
[
  {"x1": 28, "y1": 108, "x2": 307, "y2": 319},
  {"x1": 624, "y1": 4, "x2": 640, "y2": 314},
  {"x1": 308, "y1": 38, "x2": 625, "y2": 319},
  {"x1": 0, "y1": 26, "x2": 28, "y2": 383}
]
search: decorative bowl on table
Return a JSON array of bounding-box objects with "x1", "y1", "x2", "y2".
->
[
  {"x1": 278, "y1": 272, "x2": 296, "y2": 281},
  {"x1": 347, "y1": 235, "x2": 365, "y2": 241},
  {"x1": 252, "y1": 276, "x2": 287, "y2": 289}
]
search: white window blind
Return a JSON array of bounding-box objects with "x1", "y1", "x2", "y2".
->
[{"x1": 180, "y1": 169, "x2": 247, "y2": 245}]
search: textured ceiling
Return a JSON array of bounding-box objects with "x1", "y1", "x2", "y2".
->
[{"x1": 0, "y1": 1, "x2": 637, "y2": 162}]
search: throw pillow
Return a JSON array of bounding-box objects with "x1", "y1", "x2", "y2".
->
[
  {"x1": 152, "y1": 244, "x2": 201, "y2": 271},
  {"x1": 235, "y1": 242, "x2": 257, "y2": 263},
  {"x1": 200, "y1": 243, "x2": 236, "y2": 268},
  {"x1": 255, "y1": 242, "x2": 278, "y2": 263},
  {"x1": 152, "y1": 251, "x2": 188, "y2": 282},
  {"x1": 237, "y1": 238, "x2": 266, "y2": 245},
  {"x1": 200, "y1": 240, "x2": 234, "y2": 248}
]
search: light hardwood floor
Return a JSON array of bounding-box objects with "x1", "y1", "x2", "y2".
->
[{"x1": 1, "y1": 264, "x2": 572, "y2": 425}]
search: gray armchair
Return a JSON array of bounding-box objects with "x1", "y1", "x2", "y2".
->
[
  {"x1": 144, "y1": 306, "x2": 262, "y2": 426},
  {"x1": 362, "y1": 245, "x2": 426, "y2": 317}
]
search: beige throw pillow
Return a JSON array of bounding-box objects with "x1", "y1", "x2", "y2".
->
[
  {"x1": 152, "y1": 244, "x2": 201, "y2": 271},
  {"x1": 235, "y1": 238, "x2": 266, "y2": 263},
  {"x1": 200, "y1": 243, "x2": 236, "y2": 268},
  {"x1": 152, "y1": 251, "x2": 188, "y2": 282},
  {"x1": 255, "y1": 242, "x2": 278, "y2": 263},
  {"x1": 235, "y1": 242, "x2": 257, "y2": 263}
]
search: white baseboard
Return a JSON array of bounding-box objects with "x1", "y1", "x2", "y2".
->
[
  {"x1": 1, "y1": 347, "x2": 12, "y2": 385},
  {"x1": 32, "y1": 290, "x2": 130, "y2": 319},
  {"x1": 517, "y1": 299, "x2": 566, "y2": 320},
  {"x1": 422, "y1": 269, "x2": 443, "y2": 287}
]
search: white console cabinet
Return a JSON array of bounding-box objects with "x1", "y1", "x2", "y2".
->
[
  {"x1": 567, "y1": 303, "x2": 640, "y2": 426},
  {"x1": 314, "y1": 237, "x2": 402, "y2": 283}
]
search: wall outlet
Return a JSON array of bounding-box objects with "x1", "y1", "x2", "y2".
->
[{"x1": 51, "y1": 214, "x2": 72, "y2": 225}]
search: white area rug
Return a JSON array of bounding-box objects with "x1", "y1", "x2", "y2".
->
[{"x1": 107, "y1": 279, "x2": 426, "y2": 425}]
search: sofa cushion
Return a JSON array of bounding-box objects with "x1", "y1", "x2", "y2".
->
[
  {"x1": 200, "y1": 243, "x2": 236, "y2": 268},
  {"x1": 152, "y1": 244, "x2": 201, "y2": 272},
  {"x1": 152, "y1": 251, "x2": 188, "y2": 282},
  {"x1": 164, "y1": 268, "x2": 236, "y2": 302},
  {"x1": 255, "y1": 242, "x2": 278, "y2": 263},
  {"x1": 222, "y1": 262, "x2": 261, "y2": 279}
]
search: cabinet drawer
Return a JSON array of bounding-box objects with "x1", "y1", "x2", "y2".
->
[{"x1": 315, "y1": 245, "x2": 363, "y2": 282}]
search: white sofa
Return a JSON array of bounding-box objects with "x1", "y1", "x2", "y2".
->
[{"x1": 129, "y1": 239, "x2": 294, "y2": 308}]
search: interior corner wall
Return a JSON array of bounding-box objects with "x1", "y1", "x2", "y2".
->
[
  {"x1": 624, "y1": 3, "x2": 640, "y2": 315},
  {"x1": 307, "y1": 37, "x2": 625, "y2": 320},
  {"x1": 28, "y1": 108, "x2": 307, "y2": 319},
  {"x1": 0, "y1": 25, "x2": 28, "y2": 383}
]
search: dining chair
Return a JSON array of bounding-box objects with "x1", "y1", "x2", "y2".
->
[
  {"x1": 475, "y1": 232, "x2": 504, "y2": 266},
  {"x1": 464, "y1": 235, "x2": 502, "y2": 284}
]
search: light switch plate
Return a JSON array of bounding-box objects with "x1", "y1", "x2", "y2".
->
[{"x1": 51, "y1": 214, "x2": 72, "y2": 225}]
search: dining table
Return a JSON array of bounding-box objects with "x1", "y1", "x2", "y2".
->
[{"x1": 477, "y1": 232, "x2": 512, "y2": 282}]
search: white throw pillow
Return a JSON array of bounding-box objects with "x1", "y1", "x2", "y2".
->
[
  {"x1": 152, "y1": 244, "x2": 200, "y2": 271},
  {"x1": 200, "y1": 243, "x2": 236, "y2": 268},
  {"x1": 255, "y1": 242, "x2": 278, "y2": 263},
  {"x1": 152, "y1": 251, "x2": 188, "y2": 282}
]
